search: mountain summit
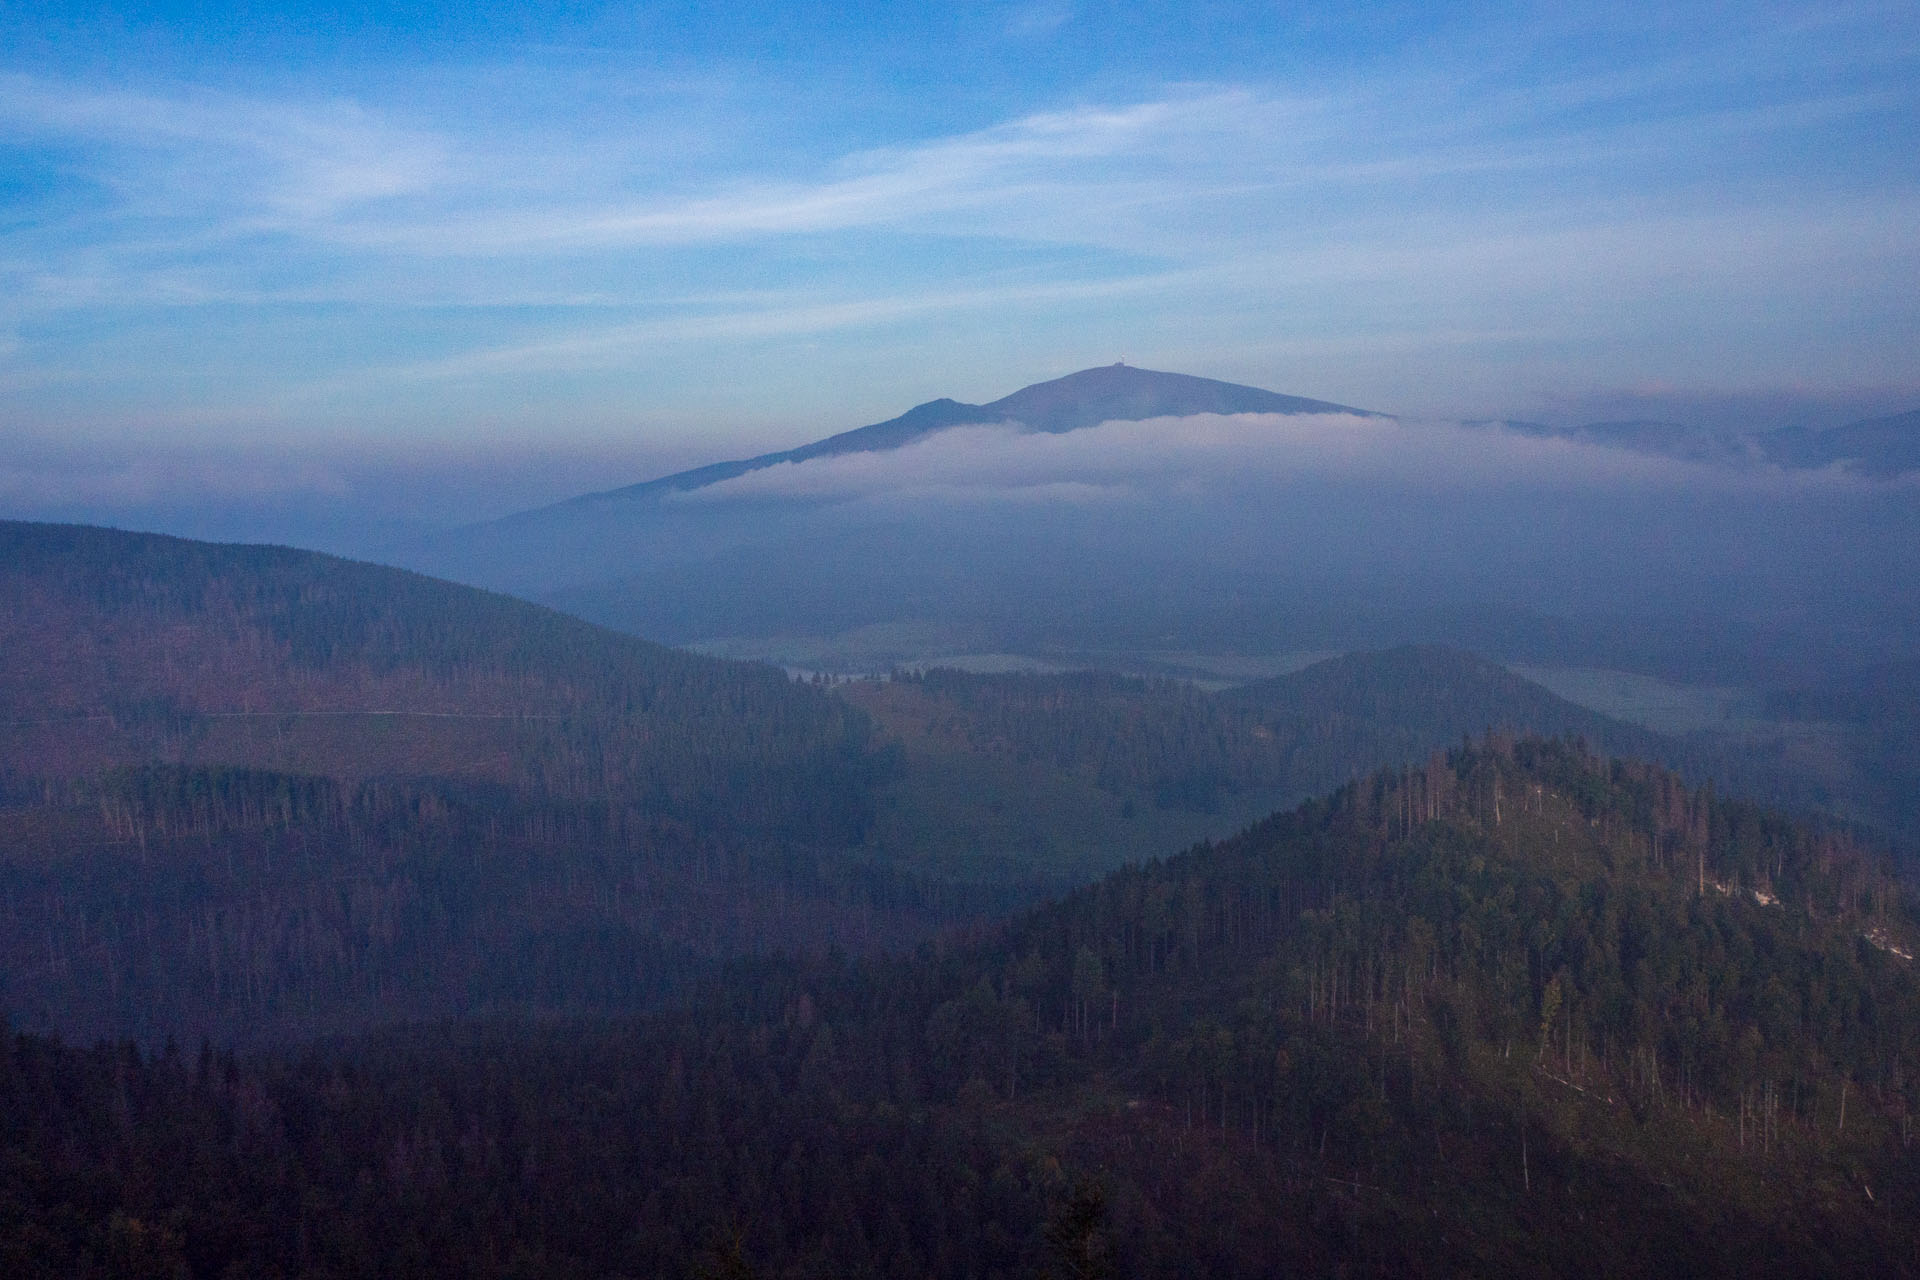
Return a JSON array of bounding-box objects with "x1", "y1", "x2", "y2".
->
[
  {"x1": 519, "y1": 365, "x2": 1377, "y2": 517},
  {"x1": 978, "y1": 363, "x2": 1377, "y2": 433}
]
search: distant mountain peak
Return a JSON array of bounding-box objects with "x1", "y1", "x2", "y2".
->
[
  {"x1": 981, "y1": 364, "x2": 1377, "y2": 435},
  {"x1": 508, "y1": 366, "x2": 1380, "y2": 522}
]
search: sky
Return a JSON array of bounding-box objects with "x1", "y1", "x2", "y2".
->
[{"x1": 2, "y1": 1, "x2": 1917, "y2": 538}]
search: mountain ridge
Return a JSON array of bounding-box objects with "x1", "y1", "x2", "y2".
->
[
  {"x1": 1763, "y1": 406, "x2": 1920, "y2": 476},
  {"x1": 499, "y1": 364, "x2": 1380, "y2": 524},
  {"x1": 1472, "y1": 406, "x2": 1920, "y2": 474}
]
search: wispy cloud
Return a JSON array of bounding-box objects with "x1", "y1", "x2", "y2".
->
[
  {"x1": 0, "y1": 72, "x2": 447, "y2": 221},
  {"x1": 344, "y1": 271, "x2": 1194, "y2": 388},
  {"x1": 305, "y1": 93, "x2": 1258, "y2": 255},
  {"x1": 272, "y1": 186, "x2": 1915, "y2": 398},
  {"x1": 12, "y1": 32, "x2": 1906, "y2": 267}
]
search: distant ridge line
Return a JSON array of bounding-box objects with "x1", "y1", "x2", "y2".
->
[{"x1": 496, "y1": 364, "x2": 1382, "y2": 526}]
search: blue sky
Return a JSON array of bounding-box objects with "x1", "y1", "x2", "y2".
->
[{"x1": 2, "y1": 1, "x2": 1917, "y2": 534}]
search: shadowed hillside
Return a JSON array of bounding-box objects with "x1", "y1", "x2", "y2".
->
[
  {"x1": 5, "y1": 740, "x2": 1915, "y2": 1277},
  {"x1": 0, "y1": 521, "x2": 913, "y2": 1042},
  {"x1": 0, "y1": 520, "x2": 878, "y2": 828}
]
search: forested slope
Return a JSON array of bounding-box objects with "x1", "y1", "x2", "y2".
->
[
  {"x1": 841, "y1": 649, "x2": 1828, "y2": 885},
  {"x1": 0, "y1": 520, "x2": 878, "y2": 829},
  {"x1": 0, "y1": 522, "x2": 1886, "y2": 1048},
  {"x1": 0, "y1": 522, "x2": 907, "y2": 1042},
  {"x1": 5, "y1": 739, "x2": 1915, "y2": 1277},
  {"x1": 873, "y1": 647, "x2": 1662, "y2": 806}
]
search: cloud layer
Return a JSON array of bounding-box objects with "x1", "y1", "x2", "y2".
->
[{"x1": 680, "y1": 411, "x2": 1894, "y2": 511}]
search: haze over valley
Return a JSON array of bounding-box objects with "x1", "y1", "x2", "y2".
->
[{"x1": 404, "y1": 363, "x2": 1920, "y2": 688}]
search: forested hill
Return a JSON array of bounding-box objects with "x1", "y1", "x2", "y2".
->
[
  {"x1": 1222, "y1": 645, "x2": 1673, "y2": 793},
  {"x1": 840, "y1": 647, "x2": 1833, "y2": 886},
  {"x1": 0, "y1": 521, "x2": 907, "y2": 1042},
  {"x1": 859, "y1": 646, "x2": 1668, "y2": 813},
  {"x1": 1228, "y1": 644, "x2": 1635, "y2": 732},
  {"x1": 6, "y1": 739, "x2": 1916, "y2": 1277},
  {"x1": 0, "y1": 519, "x2": 870, "y2": 801}
]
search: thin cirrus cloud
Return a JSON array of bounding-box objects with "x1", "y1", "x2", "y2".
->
[
  {"x1": 0, "y1": 72, "x2": 446, "y2": 223},
  {"x1": 0, "y1": 71, "x2": 1230, "y2": 258},
  {"x1": 5, "y1": 40, "x2": 1906, "y2": 271},
  {"x1": 333, "y1": 188, "x2": 1917, "y2": 402},
  {"x1": 388, "y1": 97, "x2": 1224, "y2": 253}
]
